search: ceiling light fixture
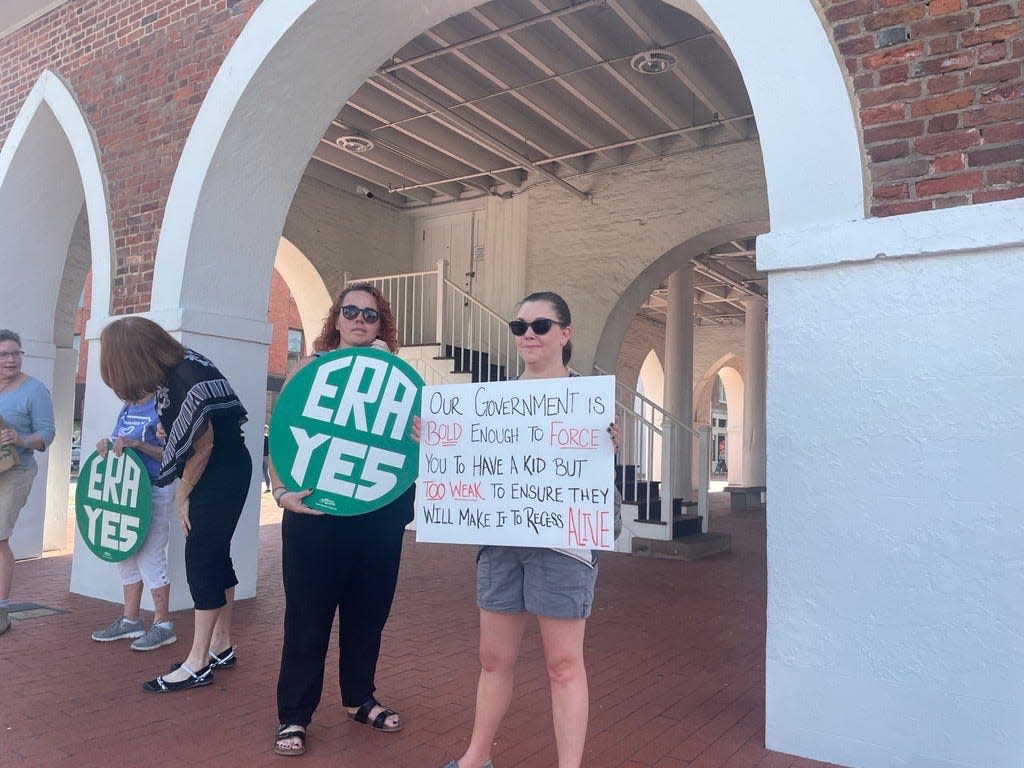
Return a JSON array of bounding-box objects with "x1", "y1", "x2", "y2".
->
[
  {"x1": 336, "y1": 135, "x2": 375, "y2": 153},
  {"x1": 630, "y1": 50, "x2": 677, "y2": 75}
]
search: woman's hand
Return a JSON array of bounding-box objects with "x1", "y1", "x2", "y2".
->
[
  {"x1": 607, "y1": 418, "x2": 621, "y2": 453},
  {"x1": 410, "y1": 415, "x2": 421, "y2": 444},
  {"x1": 111, "y1": 436, "x2": 132, "y2": 456},
  {"x1": 0, "y1": 428, "x2": 20, "y2": 448},
  {"x1": 95, "y1": 437, "x2": 110, "y2": 457},
  {"x1": 177, "y1": 493, "x2": 191, "y2": 535},
  {"x1": 279, "y1": 488, "x2": 323, "y2": 516},
  {"x1": 370, "y1": 338, "x2": 390, "y2": 352}
]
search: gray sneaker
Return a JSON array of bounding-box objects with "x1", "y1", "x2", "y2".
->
[
  {"x1": 131, "y1": 622, "x2": 177, "y2": 651},
  {"x1": 91, "y1": 616, "x2": 144, "y2": 642}
]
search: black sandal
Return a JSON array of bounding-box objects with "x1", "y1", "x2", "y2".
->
[
  {"x1": 274, "y1": 724, "x2": 307, "y2": 756},
  {"x1": 348, "y1": 696, "x2": 402, "y2": 732},
  {"x1": 142, "y1": 662, "x2": 214, "y2": 693}
]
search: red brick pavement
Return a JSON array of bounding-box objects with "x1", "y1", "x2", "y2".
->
[{"x1": 0, "y1": 494, "x2": 845, "y2": 768}]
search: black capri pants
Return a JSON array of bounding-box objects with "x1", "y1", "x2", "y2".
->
[{"x1": 184, "y1": 439, "x2": 251, "y2": 610}]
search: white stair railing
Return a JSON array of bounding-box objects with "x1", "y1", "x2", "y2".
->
[
  {"x1": 348, "y1": 260, "x2": 520, "y2": 382},
  {"x1": 344, "y1": 266, "x2": 440, "y2": 347},
  {"x1": 596, "y1": 366, "x2": 710, "y2": 538}
]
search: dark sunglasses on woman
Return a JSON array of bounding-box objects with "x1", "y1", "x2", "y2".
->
[
  {"x1": 508, "y1": 318, "x2": 564, "y2": 336},
  {"x1": 341, "y1": 305, "x2": 380, "y2": 323}
]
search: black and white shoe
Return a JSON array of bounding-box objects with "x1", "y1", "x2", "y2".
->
[{"x1": 142, "y1": 663, "x2": 214, "y2": 693}]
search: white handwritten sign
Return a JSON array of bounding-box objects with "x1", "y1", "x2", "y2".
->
[{"x1": 416, "y1": 375, "x2": 616, "y2": 550}]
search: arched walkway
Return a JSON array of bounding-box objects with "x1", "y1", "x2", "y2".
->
[
  {"x1": 273, "y1": 237, "x2": 331, "y2": 354},
  {"x1": 0, "y1": 69, "x2": 113, "y2": 558},
  {"x1": 594, "y1": 220, "x2": 768, "y2": 373}
]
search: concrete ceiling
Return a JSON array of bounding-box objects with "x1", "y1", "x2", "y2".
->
[
  {"x1": 315, "y1": 0, "x2": 756, "y2": 208},
  {"x1": 312, "y1": 0, "x2": 765, "y2": 323}
]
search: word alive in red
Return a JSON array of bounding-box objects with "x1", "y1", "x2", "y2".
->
[{"x1": 566, "y1": 507, "x2": 611, "y2": 548}]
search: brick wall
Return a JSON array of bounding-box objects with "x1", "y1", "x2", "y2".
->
[
  {"x1": 826, "y1": 0, "x2": 1024, "y2": 215},
  {"x1": 0, "y1": 0, "x2": 260, "y2": 316},
  {"x1": 1, "y1": 0, "x2": 1020, "y2": 315}
]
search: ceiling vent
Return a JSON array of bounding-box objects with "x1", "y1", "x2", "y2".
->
[
  {"x1": 336, "y1": 135, "x2": 375, "y2": 153},
  {"x1": 630, "y1": 50, "x2": 677, "y2": 75}
]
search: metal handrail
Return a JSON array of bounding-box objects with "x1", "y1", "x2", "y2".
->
[
  {"x1": 441, "y1": 278, "x2": 522, "y2": 382},
  {"x1": 597, "y1": 366, "x2": 710, "y2": 537},
  {"x1": 594, "y1": 364, "x2": 697, "y2": 438}
]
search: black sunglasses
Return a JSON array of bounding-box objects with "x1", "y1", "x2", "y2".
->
[
  {"x1": 508, "y1": 318, "x2": 564, "y2": 336},
  {"x1": 340, "y1": 305, "x2": 380, "y2": 323}
]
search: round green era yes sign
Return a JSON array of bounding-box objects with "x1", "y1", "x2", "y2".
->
[
  {"x1": 75, "y1": 448, "x2": 152, "y2": 562},
  {"x1": 269, "y1": 347, "x2": 423, "y2": 516}
]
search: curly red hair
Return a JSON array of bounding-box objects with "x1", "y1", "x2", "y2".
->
[{"x1": 313, "y1": 283, "x2": 399, "y2": 353}]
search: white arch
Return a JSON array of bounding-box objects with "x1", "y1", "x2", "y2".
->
[
  {"x1": 0, "y1": 70, "x2": 114, "y2": 320},
  {"x1": 274, "y1": 237, "x2": 331, "y2": 354},
  {"x1": 156, "y1": 0, "x2": 863, "y2": 318},
  {"x1": 689, "y1": 0, "x2": 866, "y2": 228},
  {"x1": 0, "y1": 69, "x2": 114, "y2": 557},
  {"x1": 594, "y1": 220, "x2": 769, "y2": 373}
]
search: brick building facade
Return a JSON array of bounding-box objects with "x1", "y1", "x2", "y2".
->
[{"x1": 2, "y1": 2, "x2": 1022, "y2": 766}]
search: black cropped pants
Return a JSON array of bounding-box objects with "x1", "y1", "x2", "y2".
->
[{"x1": 276, "y1": 486, "x2": 413, "y2": 727}]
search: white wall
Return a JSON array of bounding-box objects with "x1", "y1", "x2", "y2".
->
[
  {"x1": 284, "y1": 172, "x2": 415, "y2": 294},
  {"x1": 528, "y1": 140, "x2": 768, "y2": 372},
  {"x1": 765, "y1": 220, "x2": 1024, "y2": 767}
]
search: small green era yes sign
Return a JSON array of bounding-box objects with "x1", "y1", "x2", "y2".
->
[
  {"x1": 269, "y1": 347, "x2": 423, "y2": 515},
  {"x1": 75, "y1": 448, "x2": 152, "y2": 562}
]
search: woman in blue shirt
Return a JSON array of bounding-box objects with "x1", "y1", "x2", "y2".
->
[
  {"x1": 89, "y1": 395, "x2": 177, "y2": 652},
  {"x1": 0, "y1": 330, "x2": 56, "y2": 636}
]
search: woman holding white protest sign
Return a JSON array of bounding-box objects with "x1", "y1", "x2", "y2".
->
[
  {"x1": 270, "y1": 283, "x2": 415, "y2": 757},
  {"x1": 99, "y1": 317, "x2": 251, "y2": 693},
  {"x1": 426, "y1": 292, "x2": 618, "y2": 768},
  {"x1": 0, "y1": 329, "x2": 56, "y2": 636},
  {"x1": 89, "y1": 395, "x2": 176, "y2": 651}
]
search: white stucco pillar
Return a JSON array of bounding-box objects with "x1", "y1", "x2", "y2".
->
[
  {"x1": 664, "y1": 267, "x2": 694, "y2": 499},
  {"x1": 741, "y1": 298, "x2": 767, "y2": 488},
  {"x1": 70, "y1": 310, "x2": 269, "y2": 612},
  {"x1": 726, "y1": 423, "x2": 743, "y2": 486}
]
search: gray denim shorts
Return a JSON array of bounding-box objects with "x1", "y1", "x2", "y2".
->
[{"x1": 476, "y1": 546, "x2": 598, "y2": 620}]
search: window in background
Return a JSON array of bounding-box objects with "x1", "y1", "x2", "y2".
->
[{"x1": 287, "y1": 328, "x2": 303, "y2": 372}]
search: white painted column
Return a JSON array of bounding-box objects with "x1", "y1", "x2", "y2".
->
[
  {"x1": 726, "y1": 423, "x2": 743, "y2": 486},
  {"x1": 664, "y1": 266, "x2": 694, "y2": 499},
  {"x1": 71, "y1": 310, "x2": 270, "y2": 612},
  {"x1": 741, "y1": 298, "x2": 767, "y2": 488}
]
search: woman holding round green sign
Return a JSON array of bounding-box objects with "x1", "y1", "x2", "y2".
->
[
  {"x1": 270, "y1": 283, "x2": 416, "y2": 757},
  {"x1": 88, "y1": 395, "x2": 176, "y2": 652},
  {"x1": 100, "y1": 317, "x2": 251, "y2": 694}
]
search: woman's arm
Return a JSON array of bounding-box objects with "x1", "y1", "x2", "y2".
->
[
  {"x1": 176, "y1": 424, "x2": 214, "y2": 532},
  {"x1": 13, "y1": 385, "x2": 56, "y2": 452},
  {"x1": 112, "y1": 436, "x2": 164, "y2": 462}
]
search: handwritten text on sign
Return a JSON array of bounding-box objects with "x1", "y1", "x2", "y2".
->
[{"x1": 416, "y1": 375, "x2": 615, "y2": 550}]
